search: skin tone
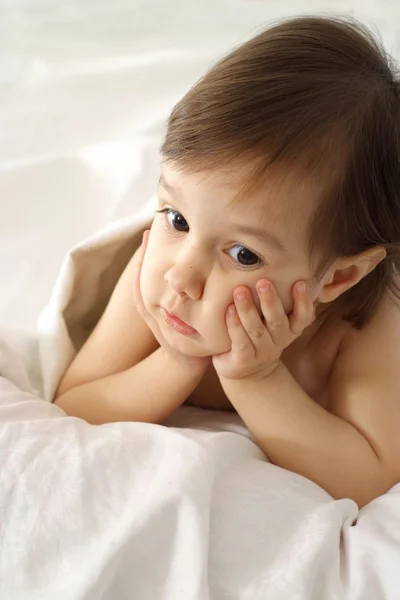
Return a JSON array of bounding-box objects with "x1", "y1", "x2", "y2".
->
[
  {"x1": 139, "y1": 160, "x2": 321, "y2": 362},
  {"x1": 135, "y1": 160, "x2": 399, "y2": 507},
  {"x1": 55, "y1": 157, "x2": 398, "y2": 507}
]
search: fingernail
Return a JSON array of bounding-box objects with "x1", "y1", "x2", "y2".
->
[
  {"x1": 228, "y1": 304, "x2": 237, "y2": 315},
  {"x1": 258, "y1": 282, "x2": 270, "y2": 294},
  {"x1": 234, "y1": 291, "x2": 247, "y2": 302},
  {"x1": 297, "y1": 282, "x2": 307, "y2": 295}
]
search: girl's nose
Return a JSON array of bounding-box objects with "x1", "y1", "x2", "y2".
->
[{"x1": 164, "y1": 250, "x2": 207, "y2": 301}]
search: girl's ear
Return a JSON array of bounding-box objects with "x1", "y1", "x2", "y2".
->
[{"x1": 317, "y1": 247, "x2": 386, "y2": 304}]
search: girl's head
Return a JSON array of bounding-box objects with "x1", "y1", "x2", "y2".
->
[{"x1": 140, "y1": 16, "x2": 400, "y2": 356}]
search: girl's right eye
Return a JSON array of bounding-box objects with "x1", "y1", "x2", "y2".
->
[{"x1": 157, "y1": 208, "x2": 189, "y2": 232}]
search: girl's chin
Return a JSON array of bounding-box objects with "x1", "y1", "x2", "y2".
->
[
  {"x1": 167, "y1": 338, "x2": 210, "y2": 357},
  {"x1": 163, "y1": 331, "x2": 228, "y2": 357}
]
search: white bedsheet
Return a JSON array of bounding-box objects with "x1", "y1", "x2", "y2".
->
[
  {"x1": 2, "y1": 338, "x2": 400, "y2": 600},
  {"x1": 2, "y1": 2, "x2": 400, "y2": 599}
]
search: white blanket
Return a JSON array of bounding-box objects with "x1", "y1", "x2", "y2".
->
[{"x1": 1, "y1": 213, "x2": 400, "y2": 599}]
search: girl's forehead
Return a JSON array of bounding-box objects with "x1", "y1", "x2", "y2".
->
[{"x1": 162, "y1": 161, "x2": 320, "y2": 232}]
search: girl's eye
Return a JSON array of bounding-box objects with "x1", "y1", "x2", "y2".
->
[
  {"x1": 228, "y1": 245, "x2": 261, "y2": 267},
  {"x1": 158, "y1": 209, "x2": 189, "y2": 232}
]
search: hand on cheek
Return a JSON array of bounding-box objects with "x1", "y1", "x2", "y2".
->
[
  {"x1": 212, "y1": 279, "x2": 315, "y2": 380},
  {"x1": 134, "y1": 231, "x2": 210, "y2": 375}
]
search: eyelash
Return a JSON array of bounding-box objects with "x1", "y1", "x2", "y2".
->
[{"x1": 156, "y1": 208, "x2": 264, "y2": 270}]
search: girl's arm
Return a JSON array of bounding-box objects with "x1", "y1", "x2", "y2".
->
[
  {"x1": 55, "y1": 247, "x2": 206, "y2": 424},
  {"x1": 56, "y1": 248, "x2": 158, "y2": 398},
  {"x1": 54, "y1": 346, "x2": 205, "y2": 424},
  {"x1": 214, "y1": 283, "x2": 400, "y2": 507},
  {"x1": 219, "y1": 360, "x2": 398, "y2": 508}
]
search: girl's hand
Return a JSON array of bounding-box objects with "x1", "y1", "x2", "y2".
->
[
  {"x1": 212, "y1": 280, "x2": 315, "y2": 381},
  {"x1": 134, "y1": 230, "x2": 210, "y2": 375},
  {"x1": 133, "y1": 230, "x2": 166, "y2": 348}
]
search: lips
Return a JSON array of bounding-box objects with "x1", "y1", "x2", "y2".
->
[{"x1": 160, "y1": 308, "x2": 197, "y2": 335}]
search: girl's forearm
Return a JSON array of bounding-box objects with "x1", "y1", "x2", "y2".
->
[
  {"x1": 54, "y1": 347, "x2": 203, "y2": 425},
  {"x1": 220, "y1": 363, "x2": 389, "y2": 507}
]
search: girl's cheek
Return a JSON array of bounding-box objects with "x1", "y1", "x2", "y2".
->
[
  {"x1": 203, "y1": 297, "x2": 229, "y2": 328},
  {"x1": 264, "y1": 282, "x2": 293, "y2": 314},
  {"x1": 281, "y1": 290, "x2": 294, "y2": 315},
  {"x1": 250, "y1": 288, "x2": 262, "y2": 312},
  {"x1": 140, "y1": 251, "x2": 160, "y2": 301}
]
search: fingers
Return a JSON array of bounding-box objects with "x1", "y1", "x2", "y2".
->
[
  {"x1": 232, "y1": 279, "x2": 314, "y2": 350},
  {"x1": 255, "y1": 281, "x2": 290, "y2": 346},
  {"x1": 138, "y1": 230, "x2": 150, "y2": 267},
  {"x1": 216, "y1": 287, "x2": 278, "y2": 379},
  {"x1": 289, "y1": 281, "x2": 315, "y2": 336},
  {"x1": 212, "y1": 303, "x2": 256, "y2": 377},
  {"x1": 134, "y1": 229, "x2": 150, "y2": 309},
  {"x1": 215, "y1": 279, "x2": 315, "y2": 381},
  {"x1": 225, "y1": 302, "x2": 255, "y2": 358},
  {"x1": 136, "y1": 229, "x2": 150, "y2": 280},
  {"x1": 232, "y1": 287, "x2": 266, "y2": 349}
]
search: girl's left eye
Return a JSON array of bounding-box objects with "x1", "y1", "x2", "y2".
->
[{"x1": 227, "y1": 245, "x2": 261, "y2": 267}]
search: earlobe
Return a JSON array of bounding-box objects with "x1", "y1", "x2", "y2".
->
[{"x1": 317, "y1": 247, "x2": 386, "y2": 304}]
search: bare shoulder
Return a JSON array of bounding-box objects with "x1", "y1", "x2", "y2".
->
[
  {"x1": 335, "y1": 294, "x2": 400, "y2": 377},
  {"x1": 56, "y1": 246, "x2": 158, "y2": 396},
  {"x1": 328, "y1": 295, "x2": 400, "y2": 476}
]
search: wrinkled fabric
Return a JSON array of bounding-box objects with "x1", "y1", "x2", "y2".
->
[{"x1": 2, "y1": 2, "x2": 400, "y2": 599}]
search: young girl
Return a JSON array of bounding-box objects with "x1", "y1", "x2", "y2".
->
[{"x1": 54, "y1": 16, "x2": 400, "y2": 508}]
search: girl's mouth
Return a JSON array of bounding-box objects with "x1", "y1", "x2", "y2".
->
[{"x1": 160, "y1": 308, "x2": 198, "y2": 335}]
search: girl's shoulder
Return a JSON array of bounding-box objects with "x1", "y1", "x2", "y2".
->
[{"x1": 339, "y1": 293, "x2": 400, "y2": 358}]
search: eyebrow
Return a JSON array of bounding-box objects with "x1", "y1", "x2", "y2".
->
[
  {"x1": 232, "y1": 224, "x2": 287, "y2": 252},
  {"x1": 158, "y1": 174, "x2": 181, "y2": 199},
  {"x1": 158, "y1": 174, "x2": 287, "y2": 252}
]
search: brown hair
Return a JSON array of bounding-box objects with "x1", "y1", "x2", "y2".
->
[{"x1": 161, "y1": 16, "x2": 400, "y2": 328}]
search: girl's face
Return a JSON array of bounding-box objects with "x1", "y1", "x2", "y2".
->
[{"x1": 140, "y1": 161, "x2": 319, "y2": 357}]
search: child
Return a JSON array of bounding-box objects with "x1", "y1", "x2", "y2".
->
[{"x1": 54, "y1": 16, "x2": 400, "y2": 508}]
